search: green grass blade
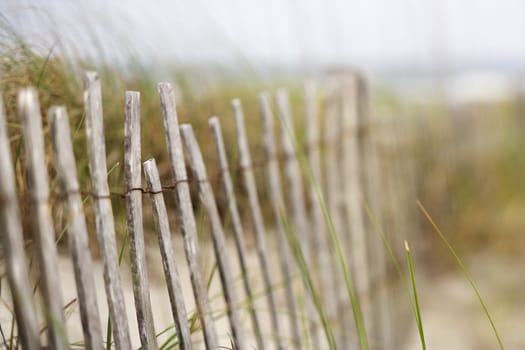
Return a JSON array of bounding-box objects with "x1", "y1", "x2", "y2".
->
[
  {"x1": 280, "y1": 211, "x2": 338, "y2": 350},
  {"x1": 417, "y1": 200, "x2": 505, "y2": 350},
  {"x1": 362, "y1": 200, "x2": 422, "y2": 321},
  {"x1": 405, "y1": 241, "x2": 426, "y2": 350}
]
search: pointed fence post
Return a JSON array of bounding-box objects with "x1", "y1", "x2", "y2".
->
[
  {"x1": 143, "y1": 158, "x2": 193, "y2": 350},
  {"x1": 158, "y1": 82, "x2": 218, "y2": 350},
  {"x1": 258, "y1": 92, "x2": 302, "y2": 349},
  {"x1": 0, "y1": 95, "x2": 41, "y2": 350},
  {"x1": 49, "y1": 105, "x2": 104, "y2": 350},
  {"x1": 180, "y1": 124, "x2": 248, "y2": 350},
  {"x1": 18, "y1": 88, "x2": 68, "y2": 350},
  {"x1": 83, "y1": 71, "x2": 133, "y2": 350},
  {"x1": 123, "y1": 91, "x2": 158, "y2": 349},
  {"x1": 232, "y1": 99, "x2": 284, "y2": 350},
  {"x1": 209, "y1": 116, "x2": 265, "y2": 350}
]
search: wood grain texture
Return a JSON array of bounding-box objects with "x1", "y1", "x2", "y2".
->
[
  {"x1": 258, "y1": 93, "x2": 302, "y2": 349},
  {"x1": 83, "y1": 71, "x2": 133, "y2": 350},
  {"x1": 209, "y1": 116, "x2": 265, "y2": 350},
  {"x1": 123, "y1": 91, "x2": 157, "y2": 349},
  {"x1": 18, "y1": 89, "x2": 68, "y2": 350},
  {"x1": 0, "y1": 95, "x2": 41, "y2": 350},
  {"x1": 49, "y1": 105, "x2": 104, "y2": 350},
  {"x1": 180, "y1": 124, "x2": 247, "y2": 350},
  {"x1": 143, "y1": 158, "x2": 193, "y2": 350},
  {"x1": 231, "y1": 99, "x2": 284, "y2": 350},
  {"x1": 157, "y1": 82, "x2": 218, "y2": 350}
]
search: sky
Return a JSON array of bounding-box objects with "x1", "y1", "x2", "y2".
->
[{"x1": 2, "y1": 0, "x2": 525, "y2": 73}]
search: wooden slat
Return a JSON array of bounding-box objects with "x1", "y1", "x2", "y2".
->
[
  {"x1": 82, "y1": 72, "x2": 133, "y2": 350},
  {"x1": 258, "y1": 93, "x2": 302, "y2": 348},
  {"x1": 0, "y1": 95, "x2": 41, "y2": 350},
  {"x1": 275, "y1": 89, "x2": 320, "y2": 349},
  {"x1": 357, "y1": 78, "x2": 393, "y2": 349},
  {"x1": 49, "y1": 105, "x2": 103, "y2": 350},
  {"x1": 123, "y1": 91, "x2": 158, "y2": 349},
  {"x1": 231, "y1": 99, "x2": 284, "y2": 350},
  {"x1": 143, "y1": 158, "x2": 192, "y2": 350},
  {"x1": 304, "y1": 82, "x2": 335, "y2": 320},
  {"x1": 180, "y1": 124, "x2": 247, "y2": 349},
  {"x1": 323, "y1": 79, "x2": 349, "y2": 345},
  {"x1": 339, "y1": 74, "x2": 370, "y2": 298},
  {"x1": 18, "y1": 88, "x2": 67, "y2": 350},
  {"x1": 208, "y1": 116, "x2": 265, "y2": 350},
  {"x1": 157, "y1": 82, "x2": 218, "y2": 350}
]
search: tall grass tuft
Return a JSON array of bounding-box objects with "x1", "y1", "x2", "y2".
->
[
  {"x1": 279, "y1": 210, "x2": 337, "y2": 350},
  {"x1": 417, "y1": 200, "x2": 505, "y2": 350}
]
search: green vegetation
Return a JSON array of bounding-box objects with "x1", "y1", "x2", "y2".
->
[{"x1": 405, "y1": 241, "x2": 426, "y2": 350}]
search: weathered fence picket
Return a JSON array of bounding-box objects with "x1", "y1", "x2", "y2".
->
[
  {"x1": 123, "y1": 90, "x2": 158, "y2": 349},
  {"x1": 0, "y1": 69, "x2": 418, "y2": 350},
  {"x1": 304, "y1": 82, "x2": 335, "y2": 332},
  {"x1": 158, "y1": 82, "x2": 219, "y2": 349},
  {"x1": 143, "y1": 158, "x2": 193, "y2": 350},
  {"x1": 180, "y1": 124, "x2": 248, "y2": 349},
  {"x1": 232, "y1": 99, "x2": 285, "y2": 350},
  {"x1": 322, "y1": 78, "x2": 349, "y2": 346},
  {"x1": 49, "y1": 105, "x2": 104, "y2": 350},
  {"x1": 83, "y1": 71, "x2": 132, "y2": 350},
  {"x1": 209, "y1": 116, "x2": 265, "y2": 350},
  {"x1": 258, "y1": 92, "x2": 303, "y2": 349},
  {"x1": 0, "y1": 95, "x2": 40, "y2": 350},
  {"x1": 276, "y1": 89, "x2": 321, "y2": 349},
  {"x1": 19, "y1": 88, "x2": 68, "y2": 350}
]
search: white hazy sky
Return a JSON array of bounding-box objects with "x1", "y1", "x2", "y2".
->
[{"x1": 2, "y1": 0, "x2": 525, "y2": 72}]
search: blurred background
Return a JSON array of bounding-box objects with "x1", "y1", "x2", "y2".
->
[{"x1": 2, "y1": 0, "x2": 525, "y2": 349}]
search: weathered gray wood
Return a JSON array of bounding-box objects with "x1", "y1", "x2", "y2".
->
[
  {"x1": 123, "y1": 91, "x2": 157, "y2": 349},
  {"x1": 208, "y1": 116, "x2": 265, "y2": 350},
  {"x1": 276, "y1": 89, "x2": 319, "y2": 340},
  {"x1": 49, "y1": 105, "x2": 103, "y2": 350},
  {"x1": 157, "y1": 82, "x2": 218, "y2": 350},
  {"x1": 18, "y1": 88, "x2": 68, "y2": 350},
  {"x1": 180, "y1": 124, "x2": 247, "y2": 350},
  {"x1": 357, "y1": 78, "x2": 393, "y2": 349},
  {"x1": 323, "y1": 79, "x2": 349, "y2": 344},
  {"x1": 231, "y1": 99, "x2": 284, "y2": 350},
  {"x1": 339, "y1": 74, "x2": 370, "y2": 298},
  {"x1": 83, "y1": 72, "x2": 132, "y2": 350},
  {"x1": 0, "y1": 95, "x2": 41, "y2": 350},
  {"x1": 258, "y1": 93, "x2": 302, "y2": 349},
  {"x1": 143, "y1": 158, "x2": 192, "y2": 350},
  {"x1": 304, "y1": 82, "x2": 334, "y2": 319},
  {"x1": 279, "y1": 91, "x2": 319, "y2": 346}
]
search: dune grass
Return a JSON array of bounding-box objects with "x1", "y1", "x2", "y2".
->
[{"x1": 417, "y1": 200, "x2": 505, "y2": 350}]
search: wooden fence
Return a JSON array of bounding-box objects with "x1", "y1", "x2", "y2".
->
[{"x1": 0, "y1": 71, "x2": 418, "y2": 349}]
